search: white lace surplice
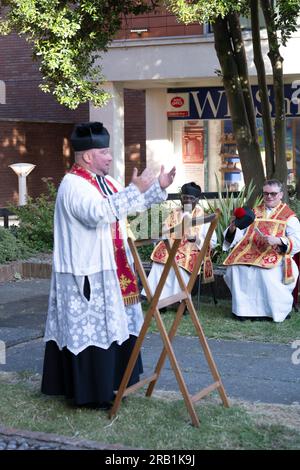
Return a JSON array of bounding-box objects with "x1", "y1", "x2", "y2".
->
[
  {"x1": 44, "y1": 269, "x2": 144, "y2": 355},
  {"x1": 44, "y1": 178, "x2": 166, "y2": 355}
]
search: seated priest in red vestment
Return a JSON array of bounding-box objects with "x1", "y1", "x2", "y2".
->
[
  {"x1": 223, "y1": 179, "x2": 300, "y2": 322},
  {"x1": 143, "y1": 182, "x2": 217, "y2": 307}
]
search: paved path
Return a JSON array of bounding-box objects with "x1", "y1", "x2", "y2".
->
[{"x1": 1, "y1": 278, "x2": 299, "y2": 406}]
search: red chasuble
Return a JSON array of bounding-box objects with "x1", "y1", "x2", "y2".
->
[
  {"x1": 69, "y1": 163, "x2": 139, "y2": 305},
  {"x1": 151, "y1": 206, "x2": 214, "y2": 283},
  {"x1": 223, "y1": 202, "x2": 295, "y2": 284}
]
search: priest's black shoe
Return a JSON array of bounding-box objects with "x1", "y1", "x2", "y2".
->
[{"x1": 231, "y1": 313, "x2": 247, "y2": 321}]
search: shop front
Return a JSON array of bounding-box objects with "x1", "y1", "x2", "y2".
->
[{"x1": 166, "y1": 83, "x2": 300, "y2": 192}]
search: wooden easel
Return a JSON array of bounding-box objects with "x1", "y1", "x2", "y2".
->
[{"x1": 109, "y1": 209, "x2": 229, "y2": 427}]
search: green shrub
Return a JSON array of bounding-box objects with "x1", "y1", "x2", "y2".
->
[
  {"x1": 288, "y1": 193, "x2": 300, "y2": 220},
  {"x1": 9, "y1": 178, "x2": 57, "y2": 253},
  {"x1": 137, "y1": 244, "x2": 155, "y2": 262},
  {"x1": 0, "y1": 227, "x2": 33, "y2": 264}
]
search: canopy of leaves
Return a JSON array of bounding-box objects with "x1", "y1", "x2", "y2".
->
[
  {"x1": 165, "y1": 0, "x2": 245, "y2": 23},
  {"x1": 166, "y1": 0, "x2": 300, "y2": 40},
  {"x1": 274, "y1": 0, "x2": 300, "y2": 45},
  {"x1": 1, "y1": 1, "x2": 299, "y2": 109},
  {"x1": 0, "y1": 0, "x2": 158, "y2": 108}
]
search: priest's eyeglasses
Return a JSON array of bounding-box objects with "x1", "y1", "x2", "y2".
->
[{"x1": 262, "y1": 191, "x2": 280, "y2": 198}]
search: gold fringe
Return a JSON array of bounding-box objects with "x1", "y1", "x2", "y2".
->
[{"x1": 123, "y1": 294, "x2": 140, "y2": 306}]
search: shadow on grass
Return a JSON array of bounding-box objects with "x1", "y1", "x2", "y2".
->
[
  {"x1": 142, "y1": 297, "x2": 300, "y2": 344},
  {"x1": 0, "y1": 376, "x2": 300, "y2": 450}
]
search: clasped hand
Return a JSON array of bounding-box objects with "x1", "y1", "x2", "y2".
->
[{"x1": 261, "y1": 234, "x2": 281, "y2": 247}]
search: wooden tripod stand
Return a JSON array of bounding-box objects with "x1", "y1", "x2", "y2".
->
[{"x1": 109, "y1": 209, "x2": 229, "y2": 427}]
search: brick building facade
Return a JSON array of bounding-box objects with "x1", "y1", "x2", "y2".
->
[
  {"x1": 0, "y1": 9, "x2": 202, "y2": 205},
  {"x1": 0, "y1": 33, "x2": 89, "y2": 206},
  {"x1": 3, "y1": 9, "x2": 297, "y2": 203}
]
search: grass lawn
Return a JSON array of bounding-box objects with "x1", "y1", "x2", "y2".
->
[
  {"x1": 143, "y1": 297, "x2": 300, "y2": 344},
  {"x1": 1, "y1": 285, "x2": 299, "y2": 450},
  {"x1": 0, "y1": 373, "x2": 300, "y2": 450}
]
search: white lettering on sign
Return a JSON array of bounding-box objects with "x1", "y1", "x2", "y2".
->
[
  {"x1": 168, "y1": 82, "x2": 300, "y2": 119},
  {"x1": 291, "y1": 80, "x2": 300, "y2": 115},
  {"x1": 191, "y1": 90, "x2": 228, "y2": 118}
]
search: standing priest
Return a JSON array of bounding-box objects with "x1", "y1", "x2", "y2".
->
[{"x1": 41, "y1": 121, "x2": 176, "y2": 409}]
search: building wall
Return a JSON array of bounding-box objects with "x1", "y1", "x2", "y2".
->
[
  {"x1": 0, "y1": 33, "x2": 89, "y2": 205},
  {"x1": 0, "y1": 121, "x2": 74, "y2": 206},
  {"x1": 124, "y1": 89, "x2": 146, "y2": 186},
  {"x1": 116, "y1": 8, "x2": 203, "y2": 40},
  {"x1": 0, "y1": 34, "x2": 89, "y2": 122}
]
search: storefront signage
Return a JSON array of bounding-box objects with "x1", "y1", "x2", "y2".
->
[
  {"x1": 167, "y1": 83, "x2": 300, "y2": 119},
  {"x1": 167, "y1": 93, "x2": 189, "y2": 117}
]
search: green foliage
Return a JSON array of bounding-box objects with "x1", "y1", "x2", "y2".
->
[
  {"x1": 275, "y1": 0, "x2": 300, "y2": 46},
  {"x1": 287, "y1": 182, "x2": 300, "y2": 219},
  {"x1": 288, "y1": 198, "x2": 300, "y2": 221},
  {"x1": 9, "y1": 178, "x2": 57, "y2": 253},
  {"x1": 0, "y1": 0, "x2": 158, "y2": 108},
  {"x1": 203, "y1": 176, "x2": 262, "y2": 264},
  {"x1": 145, "y1": 297, "x2": 300, "y2": 344},
  {"x1": 1, "y1": 0, "x2": 298, "y2": 111},
  {"x1": 137, "y1": 244, "x2": 155, "y2": 262},
  {"x1": 166, "y1": 0, "x2": 245, "y2": 24},
  {"x1": 0, "y1": 227, "x2": 33, "y2": 264},
  {"x1": 166, "y1": 0, "x2": 300, "y2": 35}
]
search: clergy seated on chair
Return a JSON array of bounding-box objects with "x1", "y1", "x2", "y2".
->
[
  {"x1": 142, "y1": 182, "x2": 217, "y2": 312},
  {"x1": 223, "y1": 179, "x2": 300, "y2": 322}
]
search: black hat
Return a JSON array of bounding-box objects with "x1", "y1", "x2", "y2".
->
[
  {"x1": 234, "y1": 206, "x2": 255, "y2": 229},
  {"x1": 70, "y1": 122, "x2": 110, "y2": 151},
  {"x1": 181, "y1": 182, "x2": 202, "y2": 199}
]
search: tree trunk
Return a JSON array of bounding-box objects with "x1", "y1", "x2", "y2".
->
[
  {"x1": 261, "y1": 0, "x2": 288, "y2": 188},
  {"x1": 213, "y1": 15, "x2": 265, "y2": 204},
  {"x1": 251, "y1": 0, "x2": 275, "y2": 178},
  {"x1": 228, "y1": 13, "x2": 257, "y2": 141}
]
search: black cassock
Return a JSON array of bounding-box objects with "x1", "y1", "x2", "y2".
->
[{"x1": 41, "y1": 276, "x2": 143, "y2": 408}]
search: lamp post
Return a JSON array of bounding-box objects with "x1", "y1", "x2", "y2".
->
[{"x1": 9, "y1": 163, "x2": 36, "y2": 206}]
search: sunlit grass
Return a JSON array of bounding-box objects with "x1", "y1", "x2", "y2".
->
[{"x1": 0, "y1": 376, "x2": 299, "y2": 450}]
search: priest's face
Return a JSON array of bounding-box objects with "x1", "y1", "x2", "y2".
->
[
  {"x1": 262, "y1": 184, "x2": 283, "y2": 209},
  {"x1": 181, "y1": 194, "x2": 199, "y2": 212},
  {"x1": 90, "y1": 147, "x2": 112, "y2": 176}
]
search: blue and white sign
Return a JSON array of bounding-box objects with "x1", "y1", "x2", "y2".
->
[{"x1": 167, "y1": 82, "x2": 300, "y2": 119}]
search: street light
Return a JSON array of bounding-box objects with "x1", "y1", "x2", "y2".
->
[{"x1": 9, "y1": 163, "x2": 36, "y2": 205}]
